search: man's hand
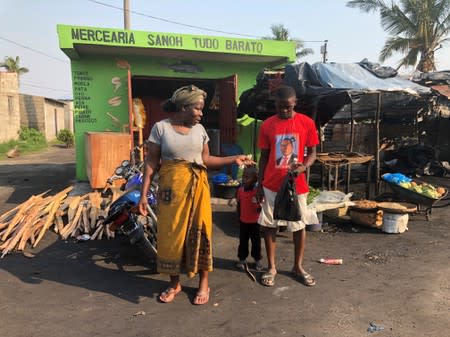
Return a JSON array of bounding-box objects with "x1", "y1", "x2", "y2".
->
[{"x1": 290, "y1": 162, "x2": 307, "y2": 174}]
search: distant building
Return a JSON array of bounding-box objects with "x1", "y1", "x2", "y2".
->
[
  {"x1": 0, "y1": 72, "x2": 20, "y2": 142},
  {"x1": 60, "y1": 99, "x2": 74, "y2": 133},
  {"x1": 19, "y1": 94, "x2": 70, "y2": 141},
  {"x1": 0, "y1": 71, "x2": 74, "y2": 142}
]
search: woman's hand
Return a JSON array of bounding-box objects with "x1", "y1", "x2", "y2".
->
[
  {"x1": 138, "y1": 197, "x2": 149, "y2": 216},
  {"x1": 256, "y1": 184, "x2": 265, "y2": 203},
  {"x1": 234, "y1": 154, "x2": 256, "y2": 167}
]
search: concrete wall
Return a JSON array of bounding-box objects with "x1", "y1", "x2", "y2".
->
[
  {"x1": 19, "y1": 94, "x2": 45, "y2": 131},
  {"x1": 62, "y1": 100, "x2": 74, "y2": 132},
  {"x1": 0, "y1": 72, "x2": 20, "y2": 142},
  {"x1": 19, "y1": 94, "x2": 70, "y2": 141},
  {"x1": 44, "y1": 99, "x2": 66, "y2": 140}
]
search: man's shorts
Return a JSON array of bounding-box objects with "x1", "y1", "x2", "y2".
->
[{"x1": 258, "y1": 187, "x2": 309, "y2": 232}]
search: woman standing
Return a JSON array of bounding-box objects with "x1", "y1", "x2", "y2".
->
[{"x1": 138, "y1": 85, "x2": 251, "y2": 305}]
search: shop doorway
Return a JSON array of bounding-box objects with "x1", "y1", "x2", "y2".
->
[{"x1": 131, "y1": 75, "x2": 237, "y2": 155}]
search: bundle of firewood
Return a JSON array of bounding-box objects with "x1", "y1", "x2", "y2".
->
[{"x1": 0, "y1": 186, "x2": 123, "y2": 258}]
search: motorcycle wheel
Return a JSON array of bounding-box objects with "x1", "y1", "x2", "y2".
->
[{"x1": 135, "y1": 235, "x2": 157, "y2": 261}]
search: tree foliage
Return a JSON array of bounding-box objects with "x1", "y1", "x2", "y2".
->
[
  {"x1": 347, "y1": 0, "x2": 450, "y2": 72},
  {"x1": 0, "y1": 56, "x2": 29, "y2": 75},
  {"x1": 266, "y1": 24, "x2": 314, "y2": 59}
]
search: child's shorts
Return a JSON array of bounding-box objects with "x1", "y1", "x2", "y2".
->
[{"x1": 258, "y1": 187, "x2": 308, "y2": 232}]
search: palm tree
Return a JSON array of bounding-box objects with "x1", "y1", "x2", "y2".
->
[
  {"x1": 0, "y1": 56, "x2": 29, "y2": 76},
  {"x1": 347, "y1": 0, "x2": 450, "y2": 72},
  {"x1": 267, "y1": 24, "x2": 314, "y2": 59}
]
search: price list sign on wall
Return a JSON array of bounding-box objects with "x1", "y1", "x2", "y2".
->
[{"x1": 73, "y1": 71, "x2": 97, "y2": 124}]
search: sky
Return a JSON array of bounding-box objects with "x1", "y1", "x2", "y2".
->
[{"x1": 1, "y1": 0, "x2": 450, "y2": 99}]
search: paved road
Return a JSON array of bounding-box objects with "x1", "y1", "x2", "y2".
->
[
  {"x1": 0, "y1": 146, "x2": 76, "y2": 214},
  {"x1": 0, "y1": 146, "x2": 449, "y2": 337}
]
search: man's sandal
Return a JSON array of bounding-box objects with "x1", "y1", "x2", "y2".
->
[
  {"x1": 159, "y1": 285, "x2": 182, "y2": 303},
  {"x1": 261, "y1": 272, "x2": 276, "y2": 287},
  {"x1": 193, "y1": 287, "x2": 210, "y2": 305},
  {"x1": 292, "y1": 270, "x2": 316, "y2": 286}
]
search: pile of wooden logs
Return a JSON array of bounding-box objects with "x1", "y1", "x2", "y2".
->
[{"x1": 0, "y1": 186, "x2": 123, "y2": 258}]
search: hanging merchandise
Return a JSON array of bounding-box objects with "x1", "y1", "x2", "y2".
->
[
  {"x1": 209, "y1": 85, "x2": 220, "y2": 110},
  {"x1": 132, "y1": 98, "x2": 147, "y2": 128}
]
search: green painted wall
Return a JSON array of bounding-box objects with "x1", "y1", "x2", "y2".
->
[
  {"x1": 71, "y1": 55, "x2": 270, "y2": 180},
  {"x1": 58, "y1": 24, "x2": 296, "y2": 61},
  {"x1": 58, "y1": 25, "x2": 296, "y2": 181}
]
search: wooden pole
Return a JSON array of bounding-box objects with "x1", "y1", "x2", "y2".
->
[
  {"x1": 334, "y1": 164, "x2": 339, "y2": 191},
  {"x1": 366, "y1": 160, "x2": 372, "y2": 199},
  {"x1": 349, "y1": 100, "x2": 355, "y2": 152},
  {"x1": 127, "y1": 68, "x2": 134, "y2": 150},
  {"x1": 317, "y1": 103, "x2": 325, "y2": 188},
  {"x1": 346, "y1": 100, "x2": 354, "y2": 193},
  {"x1": 375, "y1": 92, "x2": 381, "y2": 195},
  {"x1": 138, "y1": 128, "x2": 143, "y2": 162},
  {"x1": 123, "y1": 0, "x2": 130, "y2": 30},
  {"x1": 253, "y1": 110, "x2": 258, "y2": 160}
]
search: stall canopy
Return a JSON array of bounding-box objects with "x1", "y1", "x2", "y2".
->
[
  {"x1": 283, "y1": 61, "x2": 431, "y2": 123},
  {"x1": 237, "y1": 61, "x2": 433, "y2": 189},
  {"x1": 238, "y1": 60, "x2": 432, "y2": 124},
  {"x1": 308, "y1": 62, "x2": 429, "y2": 94}
]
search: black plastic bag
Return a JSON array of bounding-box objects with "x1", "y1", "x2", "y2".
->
[{"x1": 273, "y1": 172, "x2": 301, "y2": 221}]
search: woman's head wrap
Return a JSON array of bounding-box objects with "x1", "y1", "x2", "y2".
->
[{"x1": 170, "y1": 85, "x2": 207, "y2": 107}]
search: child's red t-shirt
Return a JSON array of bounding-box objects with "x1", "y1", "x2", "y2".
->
[
  {"x1": 258, "y1": 112, "x2": 319, "y2": 194},
  {"x1": 237, "y1": 186, "x2": 260, "y2": 223}
]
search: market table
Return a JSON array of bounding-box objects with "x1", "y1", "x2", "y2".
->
[{"x1": 316, "y1": 152, "x2": 374, "y2": 198}]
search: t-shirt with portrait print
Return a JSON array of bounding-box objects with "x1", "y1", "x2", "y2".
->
[{"x1": 258, "y1": 112, "x2": 319, "y2": 194}]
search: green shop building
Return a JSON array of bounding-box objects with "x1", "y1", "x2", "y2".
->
[{"x1": 57, "y1": 24, "x2": 296, "y2": 185}]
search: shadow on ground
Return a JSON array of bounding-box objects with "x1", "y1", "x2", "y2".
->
[
  {"x1": 0, "y1": 233, "x2": 168, "y2": 304},
  {"x1": 0, "y1": 162, "x2": 76, "y2": 205}
]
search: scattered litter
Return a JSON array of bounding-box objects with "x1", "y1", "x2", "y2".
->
[
  {"x1": 133, "y1": 311, "x2": 146, "y2": 316},
  {"x1": 273, "y1": 286, "x2": 290, "y2": 297},
  {"x1": 367, "y1": 322, "x2": 384, "y2": 333},
  {"x1": 318, "y1": 258, "x2": 343, "y2": 265},
  {"x1": 244, "y1": 262, "x2": 256, "y2": 282},
  {"x1": 213, "y1": 303, "x2": 219, "y2": 307},
  {"x1": 76, "y1": 234, "x2": 91, "y2": 242},
  {"x1": 22, "y1": 251, "x2": 35, "y2": 258},
  {"x1": 214, "y1": 288, "x2": 223, "y2": 296},
  {"x1": 364, "y1": 250, "x2": 389, "y2": 264},
  {"x1": 6, "y1": 145, "x2": 20, "y2": 158},
  {"x1": 252, "y1": 301, "x2": 257, "y2": 305}
]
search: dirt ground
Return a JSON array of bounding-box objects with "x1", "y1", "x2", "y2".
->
[{"x1": 0, "y1": 146, "x2": 449, "y2": 337}]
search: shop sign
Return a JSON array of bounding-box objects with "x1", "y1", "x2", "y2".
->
[{"x1": 68, "y1": 26, "x2": 267, "y2": 55}]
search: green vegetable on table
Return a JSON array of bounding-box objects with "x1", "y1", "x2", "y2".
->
[{"x1": 307, "y1": 186, "x2": 321, "y2": 205}]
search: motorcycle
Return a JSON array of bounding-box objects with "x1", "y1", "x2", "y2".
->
[{"x1": 103, "y1": 142, "x2": 158, "y2": 262}]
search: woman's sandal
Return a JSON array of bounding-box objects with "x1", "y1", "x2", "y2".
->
[
  {"x1": 292, "y1": 270, "x2": 316, "y2": 286},
  {"x1": 193, "y1": 287, "x2": 210, "y2": 305},
  {"x1": 261, "y1": 271, "x2": 276, "y2": 287},
  {"x1": 159, "y1": 285, "x2": 182, "y2": 303}
]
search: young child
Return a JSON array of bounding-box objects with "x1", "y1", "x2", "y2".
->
[{"x1": 236, "y1": 166, "x2": 263, "y2": 271}]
